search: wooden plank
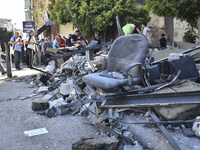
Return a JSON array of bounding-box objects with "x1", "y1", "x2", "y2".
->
[{"x1": 46, "y1": 47, "x2": 58, "y2": 55}]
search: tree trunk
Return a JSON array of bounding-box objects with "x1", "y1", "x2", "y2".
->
[
  {"x1": 198, "y1": 16, "x2": 200, "y2": 44},
  {"x1": 164, "y1": 16, "x2": 174, "y2": 42}
]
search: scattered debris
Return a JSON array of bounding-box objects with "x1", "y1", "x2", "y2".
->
[
  {"x1": 32, "y1": 100, "x2": 49, "y2": 111},
  {"x1": 12, "y1": 33, "x2": 200, "y2": 149},
  {"x1": 72, "y1": 135, "x2": 119, "y2": 150},
  {"x1": 192, "y1": 116, "x2": 200, "y2": 137}
]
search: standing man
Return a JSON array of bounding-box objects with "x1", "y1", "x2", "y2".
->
[
  {"x1": 70, "y1": 30, "x2": 80, "y2": 46},
  {"x1": 57, "y1": 34, "x2": 66, "y2": 48},
  {"x1": 43, "y1": 37, "x2": 53, "y2": 66},
  {"x1": 122, "y1": 19, "x2": 136, "y2": 35},
  {"x1": 25, "y1": 29, "x2": 36, "y2": 68},
  {"x1": 34, "y1": 36, "x2": 42, "y2": 66},
  {"x1": 53, "y1": 36, "x2": 59, "y2": 49},
  {"x1": 10, "y1": 31, "x2": 22, "y2": 70},
  {"x1": 141, "y1": 22, "x2": 152, "y2": 45},
  {"x1": 40, "y1": 39, "x2": 46, "y2": 65},
  {"x1": 19, "y1": 36, "x2": 25, "y2": 64},
  {"x1": 26, "y1": 29, "x2": 36, "y2": 69}
]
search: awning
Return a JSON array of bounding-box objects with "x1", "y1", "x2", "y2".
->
[{"x1": 36, "y1": 20, "x2": 54, "y2": 36}]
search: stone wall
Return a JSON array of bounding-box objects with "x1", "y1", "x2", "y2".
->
[
  {"x1": 148, "y1": 13, "x2": 165, "y2": 48},
  {"x1": 173, "y1": 19, "x2": 188, "y2": 42},
  {"x1": 59, "y1": 22, "x2": 76, "y2": 37}
]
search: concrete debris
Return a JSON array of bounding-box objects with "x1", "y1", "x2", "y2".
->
[
  {"x1": 59, "y1": 79, "x2": 74, "y2": 96},
  {"x1": 37, "y1": 86, "x2": 49, "y2": 93},
  {"x1": 168, "y1": 53, "x2": 184, "y2": 61},
  {"x1": 72, "y1": 135, "x2": 119, "y2": 150},
  {"x1": 49, "y1": 98, "x2": 68, "y2": 114},
  {"x1": 17, "y1": 36, "x2": 200, "y2": 150},
  {"x1": 123, "y1": 142, "x2": 143, "y2": 150},
  {"x1": 44, "y1": 61, "x2": 55, "y2": 73},
  {"x1": 43, "y1": 94, "x2": 54, "y2": 101},
  {"x1": 32, "y1": 100, "x2": 49, "y2": 111},
  {"x1": 192, "y1": 116, "x2": 200, "y2": 137}
]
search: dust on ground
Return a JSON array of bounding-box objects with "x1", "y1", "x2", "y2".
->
[{"x1": 0, "y1": 80, "x2": 97, "y2": 150}]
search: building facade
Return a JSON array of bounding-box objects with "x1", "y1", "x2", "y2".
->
[{"x1": 0, "y1": 18, "x2": 14, "y2": 31}]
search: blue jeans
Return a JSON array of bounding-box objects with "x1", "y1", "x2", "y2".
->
[
  {"x1": 14, "y1": 51, "x2": 21, "y2": 69},
  {"x1": 41, "y1": 52, "x2": 46, "y2": 65},
  {"x1": 160, "y1": 47, "x2": 167, "y2": 50}
]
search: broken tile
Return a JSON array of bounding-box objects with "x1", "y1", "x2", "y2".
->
[
  {"x1": 37, "y1": 86, "x2": 48, "y2": 93},
  {"x1": 24, "y1": 128, "x2": 48, "y2": 137},
  {"x1": 59, "y1": 80, "x2": 74, "y2": 96}
]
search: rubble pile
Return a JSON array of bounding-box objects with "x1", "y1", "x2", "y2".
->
[{"x1": 14, "y1": 34, "x2": 200, "y2": 149}]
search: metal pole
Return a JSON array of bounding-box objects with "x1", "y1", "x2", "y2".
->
[
  {"x1": 4, "y1": 43, "x2": 12, "y2": 78},
  {"x1": 116, "y1": 16, "x2": 123, "y2": 36},
  {"x1": 65, "y1": 5, "x2": 88, "y2": 45}
]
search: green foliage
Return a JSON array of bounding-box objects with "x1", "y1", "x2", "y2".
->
[
  {"x1": 0, "y1": 28, "x2": 13, "y2": 51},
  {"x1": 47, "y1": 0, "x2": 71, "y2": 24},
  {"x1": 146, "y1": 0, "x2": 200, "y2": 28},
  {"x1": 48, "y1": 0, "x2": 151, "y2": 37},
  {"x1": 183, "y1": 27, "x2": 198, "y2": 43}
]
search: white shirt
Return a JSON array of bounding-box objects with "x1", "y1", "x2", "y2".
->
[
  {"x1": 26, "y1": 36, "x2": 36, "y2": 50},
  {"x1": 143, "y1": 27, "x2": 152, "y2": 44}
]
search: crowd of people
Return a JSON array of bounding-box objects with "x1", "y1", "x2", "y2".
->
[
  {"x1": 0, "y1": 19, "x2": 169, "y2": 75},
  {"x1": 5, "y1": 29, "x2": 102, "y2": 71}
]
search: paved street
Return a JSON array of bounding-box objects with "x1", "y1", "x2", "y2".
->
[{"x1": 0, "y1": 64, "x2": 97, "y2": 150}]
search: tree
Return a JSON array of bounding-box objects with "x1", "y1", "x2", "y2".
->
[
  {"x1": 0, "y1": 28, "x2": 13, "y2": 51},
  {"x1": 48, "y1": 0, "x2": 151, "y2": 37},
  {"x1": 145, "y1": 0, "x2": 200, "y2": 28}
]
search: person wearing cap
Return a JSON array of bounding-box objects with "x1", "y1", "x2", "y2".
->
[
  {"x1": 10, "y1": 31, "x2": 22, "y2": 70},
  {"x1": 25, "y1": 29, "x2": 36, "y2": 68}
]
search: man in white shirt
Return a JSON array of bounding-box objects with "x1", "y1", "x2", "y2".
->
[
  {"x1": 25, "y1": 29, "x2": 36, "y2": 68},
  {"x1": 141, "y1": 22, "x2": 152, "y2": 45}
]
